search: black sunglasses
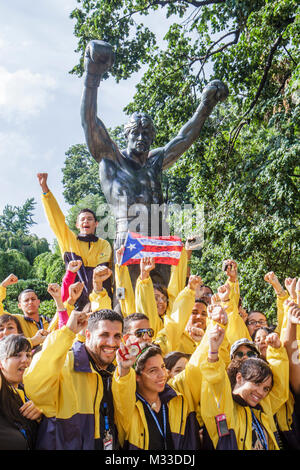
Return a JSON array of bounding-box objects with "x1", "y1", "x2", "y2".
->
[
  {"x1": 234, "y1": 350, "x2": 258, "y2": 359},
  {"x1": 134, "y1": 328, "x2": 155, "y2": 338}
]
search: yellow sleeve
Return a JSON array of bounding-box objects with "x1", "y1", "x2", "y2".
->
[
  {"x1": 114, "y1": 264, "x2": 136, "y2": 316},
  {"x1": 167, "y1": 247, "x2": 188, "y2": 313},
  {"x1": 0, "y1": 285, "x2": 9, "y2": 315},
  {"x1": 155, "y1": 286, "x2": 195, "y2": 355},
  {"x1": 112, "y1": 368, "x2": 137, "y2": 444},
  {"x1": 225, "y1": 279, "x2": 240, "y2": 308},
  {"x1": 221, "y1": 298, "x2": 252, "y2": 345},
  {"x1": 265, "y1": 345, "x2": 290, "y2": 415},
  {"x1": 135, "y1": 275, "x2": 163, "y2": 338},
  {"x1": 47, "y1": 312, "x2": 59, "y2": 332},
  {"x1": 275, "y1": 291, "x2": 289, "y2": 335},
  {"x1": 89, "y1": 289, "x2": 112, "y2": 311},
  {"x1": 41, "y1": 191, "x2": 76, "y2": 255},
  {"x1": 200, "y1": 357, "x2": 235, "y2": 448},
  {"x1": 23, "y1": 326, "x2": 76, "y2": 416}
]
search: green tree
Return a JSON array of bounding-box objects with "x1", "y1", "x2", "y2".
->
[
  {"x1": 0, "y1": 198, "x2": 36, "y2": 233},
  {"x1": 0, "y1": 249, "x2": 32, "y2": 281},
  {"x1": 69, "y1": 0, "x2": 299, "y2": 321}
]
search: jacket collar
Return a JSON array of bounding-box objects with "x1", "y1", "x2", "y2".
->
[
  {"x1": 72, "y1": 341, "x2": 115, "y2": 375},
  {"x1": 77, "y1": 234, "x2": 98, "y2": 243}
]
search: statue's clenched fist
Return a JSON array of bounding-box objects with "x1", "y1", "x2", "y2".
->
[
  {"x1": 84, "y1": 40, "x2": 115, "y2": 76},
  {"x1": 201, "y1": 80, "x2": 229, "y2": 107}
]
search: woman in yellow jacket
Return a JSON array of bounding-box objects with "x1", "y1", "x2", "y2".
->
[
  {"x1": 113, "y1": 342, "x2": 201, "y2": 450},
  {"x1": 200, "y1": 321, "x2": 289, "y2": 450}
]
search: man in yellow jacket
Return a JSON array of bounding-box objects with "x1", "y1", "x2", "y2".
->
[
  {"x1": 23, "y1": 308, "x2": 127, "y2": 450},
  {"x1": 37, "y1": 173, "x2": 112, "y2": 309}
]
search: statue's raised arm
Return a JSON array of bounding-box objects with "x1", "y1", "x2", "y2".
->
[
  {"x1": 81, "y1": 40, "x2": 121, "y2": 163},
  {"x1": 160, "y1": 80, "x2": 229, "y2": 170}
]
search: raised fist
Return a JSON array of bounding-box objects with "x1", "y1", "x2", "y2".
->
[
  {"x1": 47, "y1": 283, "x2": 61, "y2": 299},
  {"x1": 37, "y1": 173, "x2": 49, "y2": 193},
  {"x1": 93, "y1": 265, "x2": 112, "y2": 282},
  {"x1": 201, "y1": 80, "x2": 229, "y2": 107},
  {"x1": 1, "y1": 273, "x2": 18, "y2": 288},
  {"x1": 84, "y1": 40, "x2": 115, "y2": 76},
  {"x1": 68, "y1": 260, "x2": 82, "y2": 273},
  {"x1": 188, "y1": 275, "x2": 203, "y2": 292}
]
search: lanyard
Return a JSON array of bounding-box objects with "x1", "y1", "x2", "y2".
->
[
  {"x1": 251, "y1": 410, "x2": 268, "y2": 450},
  {"x1": 136, "y1": 393, "x2": 167, "y2": 447},
  {"x1": 103, "y1": 402, "x2": 110, "y2": 432}
]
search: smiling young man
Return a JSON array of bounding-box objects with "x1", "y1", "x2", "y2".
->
[
  {"x1": 23, "y1": 308, "x2": 129, "y2": 450},
  {"x1": 37, "y1": 173, "x2": 112, "y2": 309}
]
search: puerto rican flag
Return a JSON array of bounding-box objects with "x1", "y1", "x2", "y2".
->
[{"x1": 121, "y1": 231, "x2": 183, "y2": 266}]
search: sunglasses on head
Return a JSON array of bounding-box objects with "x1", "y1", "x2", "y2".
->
[
  {"x1": 134, "y1": 328, "x2": 155, "y2": 338},
  {"x1": 234, "y1": 350, "x2": 258, "y2": 359}
]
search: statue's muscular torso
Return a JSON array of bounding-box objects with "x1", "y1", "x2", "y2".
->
[{"x1": 99, "y1": 149, "x2": 165, "y2": 222}]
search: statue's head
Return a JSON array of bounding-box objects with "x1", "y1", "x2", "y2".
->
[{"x1": 124, "y1": 112, "x2": 156, "y2": 157}]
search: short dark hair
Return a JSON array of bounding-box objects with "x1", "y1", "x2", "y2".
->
[
  {"x1": 134, "y1": 344, "x2": 162, "y2": 375},
  {"x1": 123, "y1": 313, "x2": 150, "y2": 334},
  {"x1": 0, "y1": 314, "x2": 23, "y2": 334},
  {"x1": 18, "y1": 289, "x2": 38, "y2": 303},
  {"x1": 164, "y1": 351, "x2": 191, "y2": 371},
  {"x1": 195, "y1": 298, "x2": 208, "y2": 307},
  {"x1": 77, "y1": 208, "x2": 98, "y2": 222},
  {"x1": 87, "y1": 309, "x2": 124, "y2": 332},
  {"x1": 200, "y1": 285, "x2": 213, "y2": 295}
]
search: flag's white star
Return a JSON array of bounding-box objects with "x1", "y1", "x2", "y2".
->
[{"x1": 128, "y1": 243, "x2": 136, "y2": 251}]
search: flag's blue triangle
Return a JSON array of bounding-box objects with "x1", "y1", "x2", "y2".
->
[{"x1": 121, "y1": 232, "x2": 144, "y2": 265}]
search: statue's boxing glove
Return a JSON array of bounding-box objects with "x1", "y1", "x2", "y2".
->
[
  {"x1": 201, "y1": 80, "x2": 229, "y2": 107},
  {"x1": 84, "y1": 40, "x2": 115, "y2": 83}
]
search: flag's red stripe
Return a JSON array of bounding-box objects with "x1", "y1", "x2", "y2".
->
[
  {"x1": 141, "y1": 245, "x2": 183, "y2": 253},
  {"x1": 124, "y1": 257, "x2": 179, "y2": 266}
]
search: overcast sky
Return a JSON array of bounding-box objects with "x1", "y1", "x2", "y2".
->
[{"x1": 0, "y1": 0, "x2": 161, "y2": 247}]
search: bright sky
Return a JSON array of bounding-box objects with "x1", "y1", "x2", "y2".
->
[{"x1": 0, "y1": 0, "x2": 153, "y2": 247}]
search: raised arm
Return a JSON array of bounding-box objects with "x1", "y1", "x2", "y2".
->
[
  {"x1": 162, "y1": 80, "x2": 229, "y2": 169},
  {"x1": 81, "y1": 40, "x2": 122, "y2": 163}
]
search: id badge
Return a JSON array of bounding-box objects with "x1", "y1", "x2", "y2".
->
[
  {"x1": 215, "y1": 413, "x2": 230, "y2": 437},
  {"x1": 103, "y1": 430, "x2": 113, "y2": 450}
]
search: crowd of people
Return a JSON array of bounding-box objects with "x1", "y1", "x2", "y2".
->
[{"x1": 0, "y1": 173, "x2": 299, "y2": 451}]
